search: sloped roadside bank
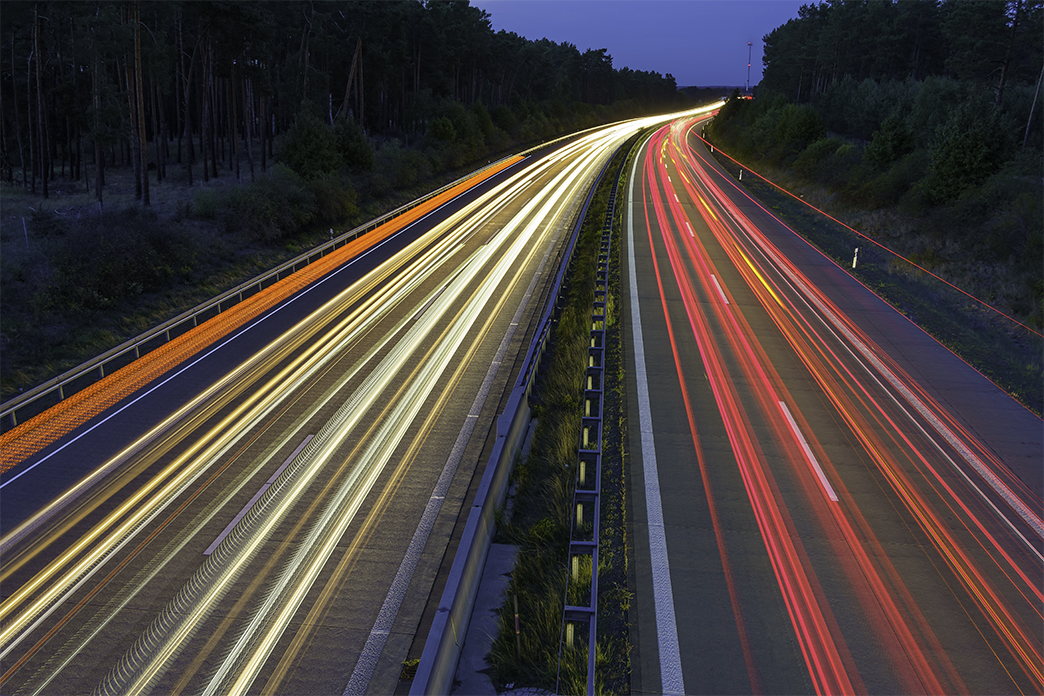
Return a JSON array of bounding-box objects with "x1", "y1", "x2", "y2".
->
[{"x1": 700, "y1": 125, "x2": 1042, "y2": 416}]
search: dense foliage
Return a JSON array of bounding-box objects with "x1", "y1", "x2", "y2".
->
[
  {"x1": 708, "y1": 0, "x2": 1043, "y2": 327},
  {"x1": 761, "y1": 0, "x2": 1042, "y2": 106},
  {"x1": 0, "y1": 0, "x2": 683, "y2": 201}
]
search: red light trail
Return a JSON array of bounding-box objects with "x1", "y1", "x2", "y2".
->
[{"x1": 629, "y1": 118, "x2": 1043, "y2": 694}]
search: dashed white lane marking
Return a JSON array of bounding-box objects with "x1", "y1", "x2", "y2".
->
[
  {"x1": 778, "y1": 401, "x2": 838, "y2": 502},
  {"x1": 710, "y1": 274, "x2": 729, "y2": 305}
]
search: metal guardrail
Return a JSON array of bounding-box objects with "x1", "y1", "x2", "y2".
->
[
  {"x1": 408, "y1": 145, "x2": 620, "y2": 696},
  {"x1": 558, "y1": 147, "x2": 626, "y2": 695},
  {"x1": 0, "y1": 155, "x2": 521, "y2": 432}
]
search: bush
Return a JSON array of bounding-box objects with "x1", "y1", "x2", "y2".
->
[
  {"x1": 491, "y1": 104, "x2": 518, "y2": 135},
  {"x1": 865, "y1": 114, "x2": 914, "y2": 170},
  {"x1": 333, "y1": 115, "x2": 376, "y2": 172},
  {"x1": 860, "y1": 149, "x2": 928, "y2": 208},
  {"x1": 372, "y1": 139, "x2": 432, "y2": 194},
  {"x1": 922, "y1": 100, "x2": 1014, "y2": 203},
  {"x1": 37, "y1": 208, "x2": 198, "y2": 311},
  {"x1": 277, "y1": 110, "x2": 342, "y2": 179},
  {"x1": 309, "y1": 173, "x2": 359, "y2": 224},
  {"x1": 223, "y1": 164, "x2": 317, "y2": 240},
  {"x1": 792, "y1": 137, "x2": 844, "y2": 180},
  {"x1": 427, "y1": 116, "x2": 456, "y2": 142},
  {"x1": 192, "y1": 189, "x2": 221, "y2": 219}
]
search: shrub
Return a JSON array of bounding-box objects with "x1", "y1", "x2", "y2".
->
[
  {"x1": 491, "y1": 104, "x2": 518, "y2": 135},
  {"x1": 427, "y1": 116, "x2": 456, "y2": 142},
  {"x1": 223, "y1": 164, "x2": 317, "y2": 240},
  {"x1": 793, "y1": 137, "x2": 843, "y2": 180},
  {"x1": 192, "y1": 189, "x2": 221, "y2": 219},
  {"x1": 372, "y1": 139, "x2": 432, "y2": 194},
  {"x1": 865, "y1": 114, "x2": 914, "y2": 170},
  {"x1": 309, "y1": 173, "x2": 359, "y2": 224},
  {"x1": 40, "y1": 208, "x2": 198, "y2": 311},
  {"x1": 923, "y1": 100, "x2": 1015, "y2": 203},
  {"x1": 333, "y1": 115, "x2": 376, "y2": 172},
  {"x1": 276, "y1": 110, "x2": 342, "y2": 179}
]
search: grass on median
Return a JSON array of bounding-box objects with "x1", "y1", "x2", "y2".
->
[{"x1": 488, "y1": 137, "x2": 637, "y2": 694}]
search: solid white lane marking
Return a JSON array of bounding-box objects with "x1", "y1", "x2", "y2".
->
[
  {"x1": 628, "y1": 141, "x2": 686, "y2": 696},
  {"x1": 778, "y1": 401, "x2": 838, "y2": 502}
]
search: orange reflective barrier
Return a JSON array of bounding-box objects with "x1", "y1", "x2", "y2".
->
[{"x1": 0, "y1": 156, "x2": 523, "y2": 473}]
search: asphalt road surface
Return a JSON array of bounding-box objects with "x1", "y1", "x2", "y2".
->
[
  {"x1": 0, "y1": 118, "x2": 680, "y2": 696},
  {"x1": 624, "y1": 117, "x2": 1043, "y2": 696}
]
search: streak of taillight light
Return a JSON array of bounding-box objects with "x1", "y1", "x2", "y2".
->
[
  {"x1": 675, "y1": 129, "x2": 1042, "y2": 692},
  {"x1": 644, "y1": 128, "x2": 859, "y2": 695},
  {"x1": 638, "y1": 152, "x2": 762, "y2": 694}
]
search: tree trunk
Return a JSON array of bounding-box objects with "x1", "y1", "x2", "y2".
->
[
  {"x1": 230, "y1": 67, "x2": 240, "y2": 181},
  {"x1": 181, "y1": 30, "x2": 201, "y2": 185},
  {"x1": 243, "y1": 77, "x2": 254, "y2": 181},
  {"x1": 1024, "y1": 62, "x2": 1043, "y2": 150},
  {"x1": 208, "y1": 51, "x2": 217, "y2": 178},
  {"x1": 126, "y1": 58, "x2": 141, "y2": 199},
  {"x1": 34, "y1": 4, "x2": 47, "y2": 198},
  {"x1": 135, "y1": 2, "x2": 149, "y2": 205},
  {"x1": 92, "y1": 28, "x2": 103, "y2": 203},
  {"x1": 259, "y1": 91, "x2": 267, "y2": 172},
  {"x1": 152, "y1": 82, "x2": 165, "y2": 181},
  {"x1": 995, "y1": 0, "x2": 1024, "y2": 107},
  {"x1": 200, "y1": 41, "x2": 209, "y2": 182},
  {"x1": 12, "y1": 39, "x2": 27, "y2": 189}
]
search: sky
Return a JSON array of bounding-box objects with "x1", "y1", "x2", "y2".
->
[{"x1": 470, "y1": 0, "x2": 807, "y2": 88}]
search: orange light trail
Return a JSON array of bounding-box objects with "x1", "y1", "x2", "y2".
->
[{"x1": 0, "y1": 156, "x2": 523, "y2": 474}]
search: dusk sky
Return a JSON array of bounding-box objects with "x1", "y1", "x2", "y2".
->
[{"x1": 471, "y1": 0, "x2": 807, "y2": 88}]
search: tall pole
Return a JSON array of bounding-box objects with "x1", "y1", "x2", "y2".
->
[{"x1": 746, "y1": 41, "x2": 752, "y2": 93}]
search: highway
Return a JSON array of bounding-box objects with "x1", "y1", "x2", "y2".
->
[
  {"x1": 0, "y1": 117, "x2": 685, "y2": 695},
  {"x1": 624, "y1": 117, "x2": 1043, "y2": 695}
]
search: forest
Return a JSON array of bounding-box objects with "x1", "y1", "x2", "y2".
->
[
  {"x1": 707, "y1": 0, "x2": 1043, "y2": 328},
  {"x1": 0, "y1": 0, "x2": 681, "y2": 199},
  {"x1": 0, "y1": 0, "x2": 686, "y2": 399}
]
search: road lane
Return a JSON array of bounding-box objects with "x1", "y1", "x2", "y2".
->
[{"x1": 625, "y1": 117, "x2": 1043, "y2": 695}]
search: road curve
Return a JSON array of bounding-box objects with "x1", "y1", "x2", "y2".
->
[
  {"x1": 624, "y1": 117, "x2": 1043, "y2": 695},
  {"x1": 0, "y1": 116, "x2": 695, "y2": 695}
]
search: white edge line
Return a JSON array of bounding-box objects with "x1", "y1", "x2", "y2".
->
[{"x1": 628, "y1": 136, "x2": 686, "y2": 696}]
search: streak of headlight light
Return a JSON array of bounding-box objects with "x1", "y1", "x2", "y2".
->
[
  {"x1": 0, "y1": 151, "x2": 574, "y2": 660},
  {"x1": 205, "y1": 136, "x2": 627, "y2": 696},
  {"x1": 0, "y1": 194, "x2": 490, "y2": 652},
  {"x1": 111, "y1": 132, "x2": 618, "y2": 696}
]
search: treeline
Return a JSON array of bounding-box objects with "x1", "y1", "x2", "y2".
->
[
  {"x1": 761, "y1": 0, "x2": 1041, "y2": 105},
  {"x1": 0, "y1": 0, "x2": 683, "y2": 202},
  {"x1": 708, "y1": 0, "x2": 1043, "y2": 327}
]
